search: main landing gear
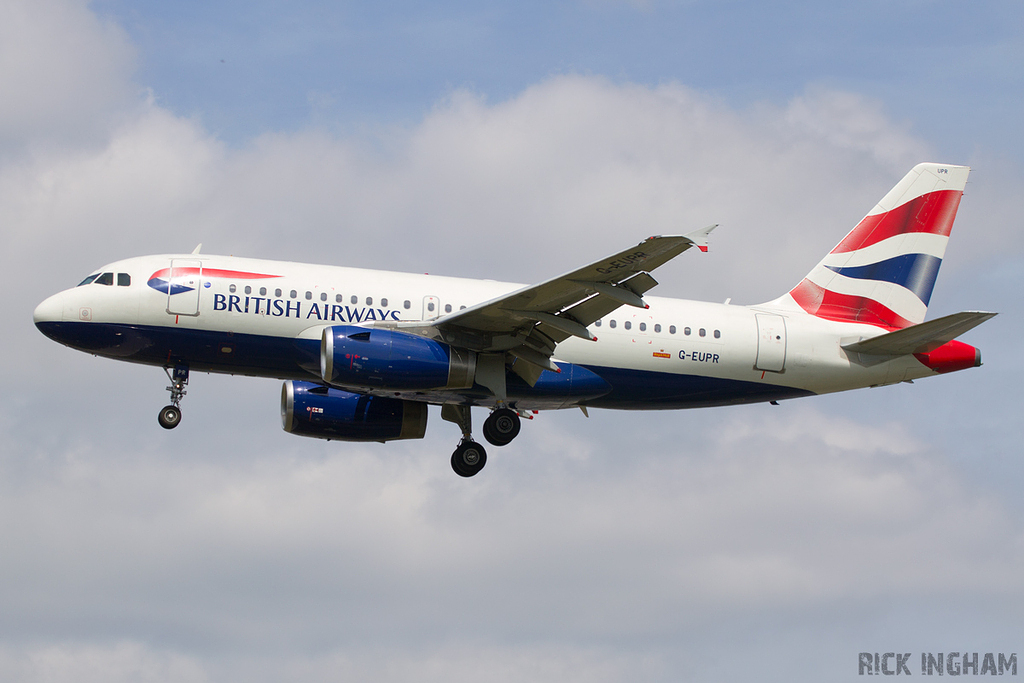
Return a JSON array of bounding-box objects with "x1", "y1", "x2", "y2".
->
[
  {"x1": 442, "y1": 404, "x2": 524, "y2": 477},
  {"x1": 452, "y1": 440, "x2": 487, "y2": 478},
  {"x1": 483, "y1": 407, "x2": 521, "y2": 447},
  {"x1": 158, "y1": 364, "x2": 189, "y2": 430}
]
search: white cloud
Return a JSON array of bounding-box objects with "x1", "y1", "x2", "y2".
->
[
  {"x1": 3, "y1": 4, "x2": 1022, "y2": 681},
  {"x1": 0, "y1": 642, "x2": 208, "y2": 683},
  {"x1": 2, "y1": 107, "x2": 223, "y2": 260},
  {"x1": 2, "y1": 399, "x2": 1023, "y2": 682},
  {"x1": 0, "y1": 0, "x2": 136, "y2": 155},
  {"x1": 3, "y1": 73, "x2": 968, "y2": 304},
  {"x1": 778, "y1": 85, "x2": 933, "y2": 170}
]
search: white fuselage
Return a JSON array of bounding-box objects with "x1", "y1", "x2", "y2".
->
[{"x1": 34, "y1": 253, "x2": 940, "y2": 412}]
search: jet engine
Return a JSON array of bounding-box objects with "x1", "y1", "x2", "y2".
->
[
  {"x1": 281, "y1": 381, "x2": 427, "y2": 442},
  {"x1": 320, "y1": 326, "x2": 476, "y2": 390}
]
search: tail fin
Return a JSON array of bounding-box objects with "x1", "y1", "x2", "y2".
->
[{"x1": 780, "y1": 163, "x2": 970, "y2": 329}]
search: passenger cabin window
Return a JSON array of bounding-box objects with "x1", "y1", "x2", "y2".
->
[
  {"x1": 244, "y1": 286, "x2": 251, "y2": 295},
  {"x1": 404, "y1": 300, "x2": 411, "y2": 309},
  {"x1": 699, "y1": 328, "x2": 706, "y2": 337},
  {"x1": 320, "y1": 292, "x2": 327, "y2": 301},
  {"x1": 714, "y1": 329, "x2": 721, "y2": 339},
  {"x1": 229, "y1": 284, "x2": 236, "y2": 293},
  {"x1": 639, "y1": 322, "x2": 646, "y2": 331},
  {"x1": 366, "y1": 297, "x2": 373, "y2": 305},
  {"x1": 78, "y1": 274, "x2": 99, "y2": 287},
  {"x1": 445, "y1": 304, "x2": 452, "y2": 313},
  {"x1": 305, "y1": 291, "x2": 312, "y2": 300},
  {"x1": 351, "y1": 295, "x2": 358, "y2": 304},
  {"x1": 275, "y1": 288, "x2": 282, "y2": 297},
  {"x1": 669, "y1": 325, "x2": 676, "y2": 334},
  {"x1": 260, "y1": 287, "x2": 267, "y2": 296},
  {"x1": 684, "y1": 326, "x2": 691, "y2": 335},
  {"x1": 624, "y1": 321, "x2": 631, "y2": 330},
  {"x1": 654, "y1": 324, "x2": 661, "y2": 333},
  {"x1": 95, "y1": 272, "x2": 114, "y2": 286},
  {"x1": 336, "y1": 294, "x2": 343, "y2": 303},
  {"x1": 290, "y1": 290, "x2": 297, "y2": 299},
  {"x1": 594, "y1": 320, "x2": 601, "y2": 327},
  {"x1": 381, "y1": 298, "x2": 388, "y2": 307},
  {"x1": 427, "y1": 302, "x2": 435, "y2": 312},
  {"x1": 609, "y1": 320, "x2": 617, "y2": 328}
]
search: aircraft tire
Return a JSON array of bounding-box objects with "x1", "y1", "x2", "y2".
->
[
  {"x1": 451, "y1": 441, "x2": 487, "y2": 477},
  {"x1": 483, "y1": 408, "x2": 521, "y2": 447},
  {"x1": 158, "y1": 405, "x2": 182, "y2": 430}
]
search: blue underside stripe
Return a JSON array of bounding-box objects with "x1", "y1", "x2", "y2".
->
[{"x1": 35, "y1": 321, "x2": 813, "y2": 409}]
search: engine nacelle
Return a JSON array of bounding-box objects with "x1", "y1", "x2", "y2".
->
[
  {"x1": 321, "y1": 325, "x2": 476, "y2": 390},
  {"x1": 281, "y1": 381, "x2": 427, "y2": 442}
]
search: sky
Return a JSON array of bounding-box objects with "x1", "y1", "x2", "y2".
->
[{"x1": 1, "y1": 1, "x2": 1023, "y2": 681}]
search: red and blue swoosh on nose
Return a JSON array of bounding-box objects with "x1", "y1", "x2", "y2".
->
[{"x1": 148, "y1": 268, "x2": 282, "y2": 295}]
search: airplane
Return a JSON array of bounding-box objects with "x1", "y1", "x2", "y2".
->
[{"x1": 34, "y1": 163, "x2": 995, "y2": 477}]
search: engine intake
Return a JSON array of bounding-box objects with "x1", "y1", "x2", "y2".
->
[
  {"x1": 321, "y1": 325, "x2": 475, "y2": 390},
  {"x1": 281, "y1": 381, "x2": 427, "y2": 442}
]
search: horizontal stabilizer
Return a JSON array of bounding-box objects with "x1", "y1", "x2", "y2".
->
[{"x1": 842, "y1": 311, "x2": 997, "y2": 356}]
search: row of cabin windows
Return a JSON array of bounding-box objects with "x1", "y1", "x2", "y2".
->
[
  {"x1": 78, "y1": 272, "x2": 131, "y2": 287},
  {"x1": 75, "y1": 274, "x2": 711, "y2": 335},
  {"x1": 225, "y1": 283, "x2": 468, "y2": 314},
  {"x1": 594, "y1": 319, "x2": 721, "y2": 338},
  {"x1": 221, "y1": 282, "x2": 710, "y2": 334},
  {"x1": 229, "y1": 283, "x2": 407, "y2": 309}
]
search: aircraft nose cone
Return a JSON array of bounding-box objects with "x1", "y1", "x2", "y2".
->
[{"x1": 34, "y1": 292, "x2": 65, "y2": 326}]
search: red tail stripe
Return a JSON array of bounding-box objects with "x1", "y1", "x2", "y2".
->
[
  {"x1": 832, "y1": 189, "x2": 962, "y2": 254},
  {"x1": 789, "y1": 279, "x2": 913, "y2": 330}
]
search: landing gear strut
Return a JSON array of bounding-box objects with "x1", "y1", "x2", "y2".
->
[
  {"x1": 441, "y1": 404, "x2": 487, "y2": 477},
  {"x1": 158, "y1": 364, "x2": 188, "y2": 430},
  {"x1": 483, "y1": 407, "x2": 521, "y2": 447}
]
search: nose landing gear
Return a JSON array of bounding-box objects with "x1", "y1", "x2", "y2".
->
[
  {"x1": 158, "y1": 364, "x2": 189, "y2": 430},
  {"x1": 158, "y1": 404, "x2": 181, "y2": 429}
]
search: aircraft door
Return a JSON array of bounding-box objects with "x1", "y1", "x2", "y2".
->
[
  {"x1": 755, "y1": 313, "x2": 787, "y2": 372},
  {"x1": 422, "y1": 296, "x2": 440, "y2": 320},
  {"x1": 166, "y1": 259, "x2": 202, "y2": 316}
]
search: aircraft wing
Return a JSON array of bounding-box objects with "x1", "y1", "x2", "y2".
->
[{"x1": 391, "y1": 226, "x2": 715, "y2": 376}]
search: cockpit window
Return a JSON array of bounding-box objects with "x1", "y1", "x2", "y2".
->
[
  {"x1": 95, "y1": 272, "x2": 114, "y2": 286},
  {"x1": 77, "y1": 274, "x2": 99, "y2": 287},
  {"x1": 117, "y1": 273, "x2": 131, "y2": 287}
]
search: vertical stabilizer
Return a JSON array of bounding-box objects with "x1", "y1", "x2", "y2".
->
[{"x1": 777, "y1": 163, "x2": 969, "y2": 329}]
